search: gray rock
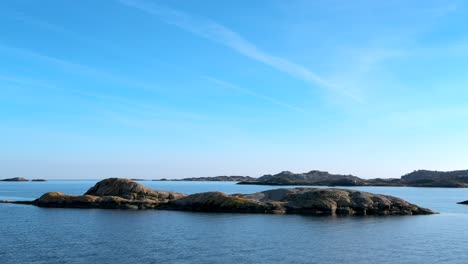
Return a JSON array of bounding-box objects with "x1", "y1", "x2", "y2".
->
[{"x1": 165, "y1": 188, "x2": 434, "y2": 216}]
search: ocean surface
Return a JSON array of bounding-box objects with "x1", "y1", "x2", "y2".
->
[{"x1": 1, "y1": 181, "x2": 468, "y2": 264}]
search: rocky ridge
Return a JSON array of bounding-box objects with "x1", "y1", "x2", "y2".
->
[{"x1": 238, "y1": 170, "x2": 468, "y2": 188}]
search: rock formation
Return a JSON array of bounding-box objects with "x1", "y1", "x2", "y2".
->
[
  {"x1": 0, "y1": 178, "x2": 435, "y2": 216},
  {"x1": 34, "y1": 178, "x2": 185, "y2": 209}
]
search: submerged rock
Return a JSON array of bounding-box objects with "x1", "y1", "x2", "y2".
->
[{"x1": 1, "y1": 178, "x2": 435, "y2": 216}]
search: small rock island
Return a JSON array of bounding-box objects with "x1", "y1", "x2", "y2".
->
[
  {"x1": 157, "y1": 176, "x2": 257, "y2": 182},
  {"x1": 1, "y1": 178, "x2": 435, "y2": 216},
  {"x1": 0, "y1": 177, "x2": 29, "y2": 182}
]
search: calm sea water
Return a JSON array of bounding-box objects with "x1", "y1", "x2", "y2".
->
[{"x1": 2, "y1": 181, "x2": 468, "y2": 264}]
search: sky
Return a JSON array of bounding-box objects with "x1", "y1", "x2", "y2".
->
[{"x1": 1, "y1": 0, "x2": 468, "y2": 179}]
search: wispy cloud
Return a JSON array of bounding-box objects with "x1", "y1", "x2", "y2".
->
[
  {"x1": 0, "y1": 74, "x2": 213, "y2": 120},
  {"x1": 203, "y1": 76, "x2": 306, "y2": 113},
  {"x1": 422, "y1": 3, "x2": 459, "y2": 18},
  {"x1": 0, "y1": 44, "x2": 161, "y2": 93},
  {"x1": 124, "y1": 61, "x2": 307, "y2": 112},
  {"x1": 0, "y1": 38, "x2": 305, "y2": 113},
  {"x1": 118, "y1": 0, "x2": 360, "y2": 100}
]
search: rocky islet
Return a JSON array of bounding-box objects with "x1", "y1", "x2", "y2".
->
[{"x1": 1, "y1": 178, "x2": 435, "y2": 216}]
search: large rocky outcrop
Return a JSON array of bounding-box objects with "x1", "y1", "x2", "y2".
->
[
  {"x1": 84, "y1": 178, "x2": 183, "y2": 201},
  {"x1": 166, "y1": 188, "x2": 434, "y2": 216},
  {"x1": 33, "y1": 178, "x2": 185, "y2": 209},
  {"x1": 0, "y1": 178, "x2": 435, "y2": 216}
]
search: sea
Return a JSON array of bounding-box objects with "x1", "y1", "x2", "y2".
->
[{"x1": 1, "y1": 180, "x2": 468, "y2": 264}]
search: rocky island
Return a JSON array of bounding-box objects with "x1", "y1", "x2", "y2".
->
[
  {"x1": 239, "y1": 170, "x2": 365, "y2": 186},
  {"x1": 157, "y1": 176, "x2": 257, "y2": 182},
  {"x1": 0, "y1": 177, "x2": 29, "y2": 182},
  {"x1": 238, "y1": 169, "x2": 468, "y2": 188},
  {"x1": 0, "y1": 178, "x2": 435, "y2": 216}
]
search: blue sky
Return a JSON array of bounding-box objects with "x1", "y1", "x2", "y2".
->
[{"x1": 1, "y1": 0, "x2": 468, "y2": 179}]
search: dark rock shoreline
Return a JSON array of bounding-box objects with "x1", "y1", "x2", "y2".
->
[{"x1": 0, "y1": 178, "x2": 435, "y2": 216}]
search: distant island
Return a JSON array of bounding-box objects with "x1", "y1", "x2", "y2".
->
[
  {"x1": 0, "y1": 178, "x2": 435, "y2": 216},
  {"x1": 238, "y1": 169, "x2": 468, "y2": 188},
  {"x1": 3, "y1": 169, "x2": 468, "y2": 188},
  {"x1": 0, "y1": 177, "x2": 29, "y2": 182},
  {"x1": 0, "y1": 177, "x2": 47, "y2": 182},
  {"x1": 154, "y1": 176, "x2": 257, "y2": 182}
]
